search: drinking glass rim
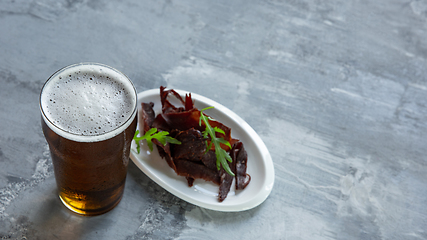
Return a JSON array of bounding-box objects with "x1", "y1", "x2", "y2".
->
[{"x1": 39, "y1": 62, "x2": 138, "y2": 142}]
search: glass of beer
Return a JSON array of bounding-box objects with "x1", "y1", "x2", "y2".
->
[{"x1": 40, "y1": 63, "x2": 138, "y2": 216}]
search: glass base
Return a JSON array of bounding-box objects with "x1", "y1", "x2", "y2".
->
[{"x1": 59, "y1": 194, "x2": 123, "y2": 216}]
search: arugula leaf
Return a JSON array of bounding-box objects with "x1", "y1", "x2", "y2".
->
[
  {"x1": 199, "y1": 107, "x2": 235, "y2": 176},
  {"x1": 133, "y1": 128, "x2": 181, "y2": 153}
]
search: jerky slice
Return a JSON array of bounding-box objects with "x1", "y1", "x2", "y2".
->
[
  {"x1": 139, "y1": 102, "x2": 155, "y2": 134},
  {"x1": 174, "y1": 159, "x2": 220, "y2": 185},
  {"x1": 218, "y1": 161, "x2": 235, "y2": 202},
  {"x1": 231, "y1": 142, "x2": 251, "y2": 190},
  {"x1": 171, "y1": 128, "x2": 206, "y2": 161},
  {"x1": 139, "y1": 102, "x2": 176, "y2": 171}
]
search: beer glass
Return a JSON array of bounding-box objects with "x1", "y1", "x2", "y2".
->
[{"x1": 40, "y1": 63, "x2": 137, "y2": 216}]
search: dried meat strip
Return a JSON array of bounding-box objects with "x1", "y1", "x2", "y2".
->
[
  {"x1": 174, "y1": 159, "x2": 220, "y2": 185},
  {"x1": 218, "y1": 161, "x2": 235, "y2": 202},
  {"x1": 139, "y1": 102, "x2": 155, "y2": 134},
  {"x1": 152, "y1": 114, "x2": 171, "y2": 132},
  {"x1": 160, "y1": 86, "x2": 187, "y2": 113},
  {"x1": 171, "y1": 128, "x2": 206, "y2": 161},
  {"x1": 155, "y1": 141, "x2": 177, "y2": 171},
  {"x1": 231, "y1": 142, "x2": 251, "y2": 190},
  {"x1": 200, "y1": 150, "x2": 217, "y2": 170},
  {"x1": 172, "y1": 129, "x2": 205, "y2": 161},
  {"x1": 161, "y1": 108, "x2": 203, "y2": 133},
  {"x1": 139, "y1": 101, "x2": 176, "y2": 171}
]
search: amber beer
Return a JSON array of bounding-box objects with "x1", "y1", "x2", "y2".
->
[{"x1": 40, "y1": 63, "x2": 137, "y2": 216}]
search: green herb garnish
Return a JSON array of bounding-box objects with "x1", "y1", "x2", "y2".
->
[
  {"x1": 199, "y1": 107, "x2": 235, "y2": 176},
  {"x1": 133, "y1": 128, "x2": 181, "y2": 153}
]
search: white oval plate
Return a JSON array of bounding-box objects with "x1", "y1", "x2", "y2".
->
[{"x1": 130, "y1": 88, "x2": 275, "y2": 212}]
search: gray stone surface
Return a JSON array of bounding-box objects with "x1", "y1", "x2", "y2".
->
[{"x1": 1, "y1": 0, "x2": 427, "y2": 239}]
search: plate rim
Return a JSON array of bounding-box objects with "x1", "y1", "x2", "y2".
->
[{"x1": 130, "y1": 88, "x2": 275, "y2": 212}]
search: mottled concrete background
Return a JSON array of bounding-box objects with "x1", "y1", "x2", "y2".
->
[{"x1": 1, "y1": 0, "x2": 427, "y2": 239}]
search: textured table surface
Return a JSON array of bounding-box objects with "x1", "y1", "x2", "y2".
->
[{"x1": 1, "y1": 0, "x2": 427, "y2": 239}]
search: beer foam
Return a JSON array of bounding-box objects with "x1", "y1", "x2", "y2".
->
[{"x1": 40, "y1": 63, "x2": 137, "y2": 142}]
